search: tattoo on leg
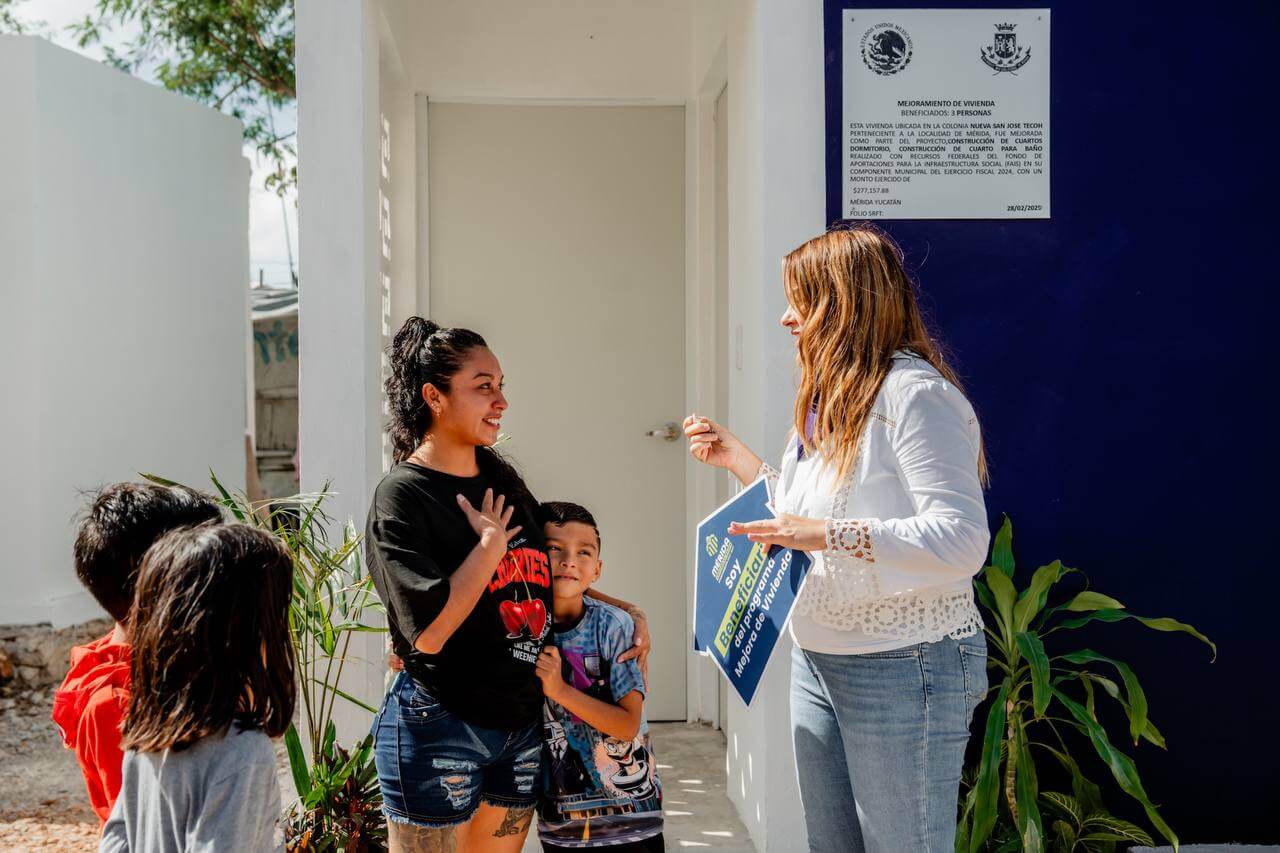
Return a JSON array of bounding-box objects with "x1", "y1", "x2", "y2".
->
[
  {"x1": 387, "y1": 820, "x2": 458, "y2": 853},
  {"x1": 493, "y1": 804, "x2": 535, "y2": 838}
]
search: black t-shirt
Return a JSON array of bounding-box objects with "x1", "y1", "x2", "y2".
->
[{"x1": 365, "y1": 461, "x2": 552, "y2": 730}]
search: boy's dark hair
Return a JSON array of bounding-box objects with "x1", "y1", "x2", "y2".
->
[
  {"x1": 74, "y1": 482, "x2": 223, "y2": 623},
  {"x1": 538, "y1": 501, "x2": 601, "y2": 550},
  {"x1": 122, "y1": 522, "x2": 296, "y2": 753}
]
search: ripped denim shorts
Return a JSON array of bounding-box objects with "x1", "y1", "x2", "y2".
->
[{"x1": 372, "y1": 672, "x2": 543, "y2": 827}]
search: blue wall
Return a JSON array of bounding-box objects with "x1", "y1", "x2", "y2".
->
[{"x1": 826, "y1": 0, "x2": 1277, "y2": 842}]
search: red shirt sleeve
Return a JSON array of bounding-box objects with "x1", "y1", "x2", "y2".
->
[{"x1": 77, "y1": 688, "x2": 128, "y2": 825}]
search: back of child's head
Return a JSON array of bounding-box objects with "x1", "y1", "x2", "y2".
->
[
  {"x1": 537, "y1": 501, "x2": 602, "y2": 551},
  {"x1": 74, "y1": 482, "x2": 222, "y2": 623},
  {"x1": 122, "y1": 522, "x2": 296, "y2": 753}
]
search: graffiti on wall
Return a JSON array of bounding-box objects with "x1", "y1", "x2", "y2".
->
[{"x1": 254, "y1": 320, "x2": 299, "y2": 366}]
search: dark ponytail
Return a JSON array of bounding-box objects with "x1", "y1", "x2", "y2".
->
[{"x1": 384, "y1": 317, "x2": 536, "y2": 511}]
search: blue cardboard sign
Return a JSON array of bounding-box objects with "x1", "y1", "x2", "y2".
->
[{"x1": 693, "y1": 477, "x2": 812, "y2": 706}]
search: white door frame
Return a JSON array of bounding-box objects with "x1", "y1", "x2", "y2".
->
[
  {"x1": 684, "y1": 38, "x2": 730, "y2": 727},
  {"x1": 416, "y1": 95, "x2": 696, "y2": 719}
]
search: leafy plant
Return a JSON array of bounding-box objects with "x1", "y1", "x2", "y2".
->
[
  {"x1": 284, "y1": 724, "x2": 385, "y2": 852},
  {"x1": 71, "y1": 0, "x2": 296, "y2": 194},
  {"x1": 0, "y1": 0, "x2": 38, "y2": 34},
  {"x1": 957, "y1": 518, "x2": 1215, "y2": 853},
  {"x1": 143, "y1": 472, "x2": 387, "y2": 851}
]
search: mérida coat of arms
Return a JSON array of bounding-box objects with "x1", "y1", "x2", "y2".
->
[{"x1": 981, "y1": 22, "x2": 1031, "y2": 72}]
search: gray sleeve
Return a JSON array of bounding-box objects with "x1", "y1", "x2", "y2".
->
[
  {"x1": 98, "y1": 760, "x2": 131, "y2": 852},
  {"x1": 98, "y1": 809, "x2": 130, "y2": 853}
]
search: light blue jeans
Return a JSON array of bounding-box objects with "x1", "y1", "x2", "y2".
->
[{"x1": 790, "y1": 635, "x2": 988, "y2": 852}]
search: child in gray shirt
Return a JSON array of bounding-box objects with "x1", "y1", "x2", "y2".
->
[{"x1": 98, "y1": 522, "x2": 296, "y2": 852}]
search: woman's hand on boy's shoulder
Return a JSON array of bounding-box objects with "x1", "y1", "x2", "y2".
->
[
  {"x1": 536, "y1": 646, "x2": 567, "y2": 703},
  {"x1": 616, "y1": 608, "x2": 650, "y2": 691}
]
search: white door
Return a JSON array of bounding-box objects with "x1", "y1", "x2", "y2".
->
[{"x1": 426, "y1": 103, "x2": 687, "y2": 719}]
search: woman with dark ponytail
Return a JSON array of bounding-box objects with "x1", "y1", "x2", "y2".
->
[{"x1": 366, "y1": 317, "x2": 647, "y2": 852}]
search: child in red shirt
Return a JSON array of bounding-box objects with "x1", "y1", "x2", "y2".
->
[{"x1": 50, "y1": 482, "x2": 221, "y2": 825}]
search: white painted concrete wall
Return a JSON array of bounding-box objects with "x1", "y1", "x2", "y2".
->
[
  {"x1": 0, "y1": 36, "x2": 249, "y2": 627},
  {"x1": 296, "y1": 0, "x2": 388, "y2": 743}
]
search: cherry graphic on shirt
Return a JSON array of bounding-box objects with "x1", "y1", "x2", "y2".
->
[
  {"x1": 499, "y1": 598, "x2": 547, "y2": 639},
  {"x1": 498, "y1": 600, "x2": 525, "y2": 637},
  {"x1": 520, "y1": 599, "x2": 547, "y2": 638}
]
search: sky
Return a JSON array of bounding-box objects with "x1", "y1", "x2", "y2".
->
[{"x1": 16, "y1": 0, "x2": 299, "y2": 288}]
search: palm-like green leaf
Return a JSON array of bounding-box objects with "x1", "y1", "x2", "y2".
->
[
  {"x1": 984, "y1": 566, "x2": 1018, "y2": 643},
  {"x1": 1062, "y1": 650, "x2": 1149, "y2": 745},
  {"x1": 284, "y1": 723, "x2": 311, "y2": 799},
  {"x1": 1015, "y1": 632, "x2": 1052, "y2": 717},
  {"x1": 991, "y1": 516, "x2": 1015, "y2": 577},
  {"x1": 1051, "y1": 688, "x2": 1178, "y2": 848},
  {"x1": 969, "y1": 678, "x2": 1011, "y2": 851},
  {"x1": 1056, "y1": 609, "x2": 1216, "y2": 660},
  {"x1": 1013, "y1": 724, "x2": 1044, "y2": 852},
  {"x1": 1013, "y1": 561, "x2": 1072, "y2": 633},
  {"x1": 1064, "y1": 591, "x2": 1123, "y2": 612}
]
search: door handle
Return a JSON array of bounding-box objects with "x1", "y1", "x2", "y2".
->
[{"x1": 644, "y1": 422, "x2": 679, "y2": 442}]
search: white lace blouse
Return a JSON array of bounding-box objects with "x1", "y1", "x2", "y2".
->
[{"x1": 764, "y1": 352, "x2": 989, "y2": 654}]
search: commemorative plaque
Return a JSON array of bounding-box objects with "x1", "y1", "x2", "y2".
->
[{"x1": 840, "y1": 9, "x2": 1050, "y2": 219}]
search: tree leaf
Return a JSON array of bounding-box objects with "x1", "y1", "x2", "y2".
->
[
  {"x1": 991, "y1": 516, "x2": 1015, "y2": 577},
  {"x1": 1064, "y1": 591, "x2": 1124, "y2": 612},
  {"x1": 969, "y1": 678, "x2": 1012, "y2": 852},
  {"x1": 208, "y1": 469, "x2": 247, "y2": 521},
  {"x1": 1081, "y1": 673, "x2": 1166, "y2": 750},
  {"x1": 984, "y1": 566, "x2": 1018, "y2": 647},
  {"x1": 1082, "y1": 814, "x2": 1155, "y2": 846},
  {"x1": 1014, "y1": 724, "x2": 1044, "y2": 852},
  {"x1": 1015, "y1": 632, "x2": 1052, "y2": 717},
  {"x1": 974, "y1": 576, "x2": 997, "y2": 615},
  {"x1": 1056, "y1": 609, "x2": 1216, "y2": 661},
  {"x1": 139, "y1": 472, "x2": 182, "y2": 487},
  {"x1": 956, "y1": 783, "x2": 977, "y2": 853},
  {"x1": 1051, "y1": 688, "x2": 1178, "y2": 847},
  {"x1": 284, "y1": 723, "x2": 312, "y2": 800},
  {"x1": 1039, "y1": 743, "x2": 1104, "y2": 814},
  {"x1": 1062, "y1": 650, "x2": 1148, "y2": 745},
  {"x1": 1014, "y1": 561, "x2": 1072, "y2": 632},
  {"x1": 1041, "y1": 791, "x2": 1082, "y2": 824},
  {"x1": 313, "y1": 680, "x2": 380, "y2": 714}
]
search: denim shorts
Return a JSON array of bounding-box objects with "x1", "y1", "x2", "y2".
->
[{"x1": 372, "y1": 672, "x2": 543, "y2": 827}]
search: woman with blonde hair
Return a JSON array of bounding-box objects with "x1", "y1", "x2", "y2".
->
[{"x1": 684, "y1": 223, "x2": 990, "y2": 852}]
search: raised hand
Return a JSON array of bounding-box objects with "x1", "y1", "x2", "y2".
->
[
  {"x1": 683, "y1": 413, "x2": 765, "y2": 485},
  {"x1": 456, "y1": 488, "x2": 522, "y2": 551}
]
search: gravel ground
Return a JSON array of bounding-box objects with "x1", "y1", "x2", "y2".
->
[
  {"x1": 0, "y1": 687, "x2": 101, "y2": 850},
  {"x1": 0, "y1": 685, "x2": 297, "y2": 851}
]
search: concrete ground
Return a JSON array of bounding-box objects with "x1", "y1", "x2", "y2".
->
[{"x1": 523, "y1": 721, "x2": 754, "y2": 852}]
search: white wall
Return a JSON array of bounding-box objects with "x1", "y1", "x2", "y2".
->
[
  {"x1": 296, "y1": 0, "x2": 388, "y2": 742},
  {"x1": 405, "y1": 0, "x2": 691, "y2": 102},
  {"x1": 0, "y1": 36, "x2": 249, "y2": 627}
]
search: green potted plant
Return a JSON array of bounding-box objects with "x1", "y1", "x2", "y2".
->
[{"x1": 957, "y1": 518, "x2": 1215, "y2": 853}]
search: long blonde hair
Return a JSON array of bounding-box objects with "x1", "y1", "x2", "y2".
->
[{"x1": 783, "y1": 224, "x2": 988, "y2": 485}]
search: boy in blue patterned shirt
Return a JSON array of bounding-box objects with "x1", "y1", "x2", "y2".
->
[{"x1": 534, "y1": 502, "x2": 664, "y2": 851}]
